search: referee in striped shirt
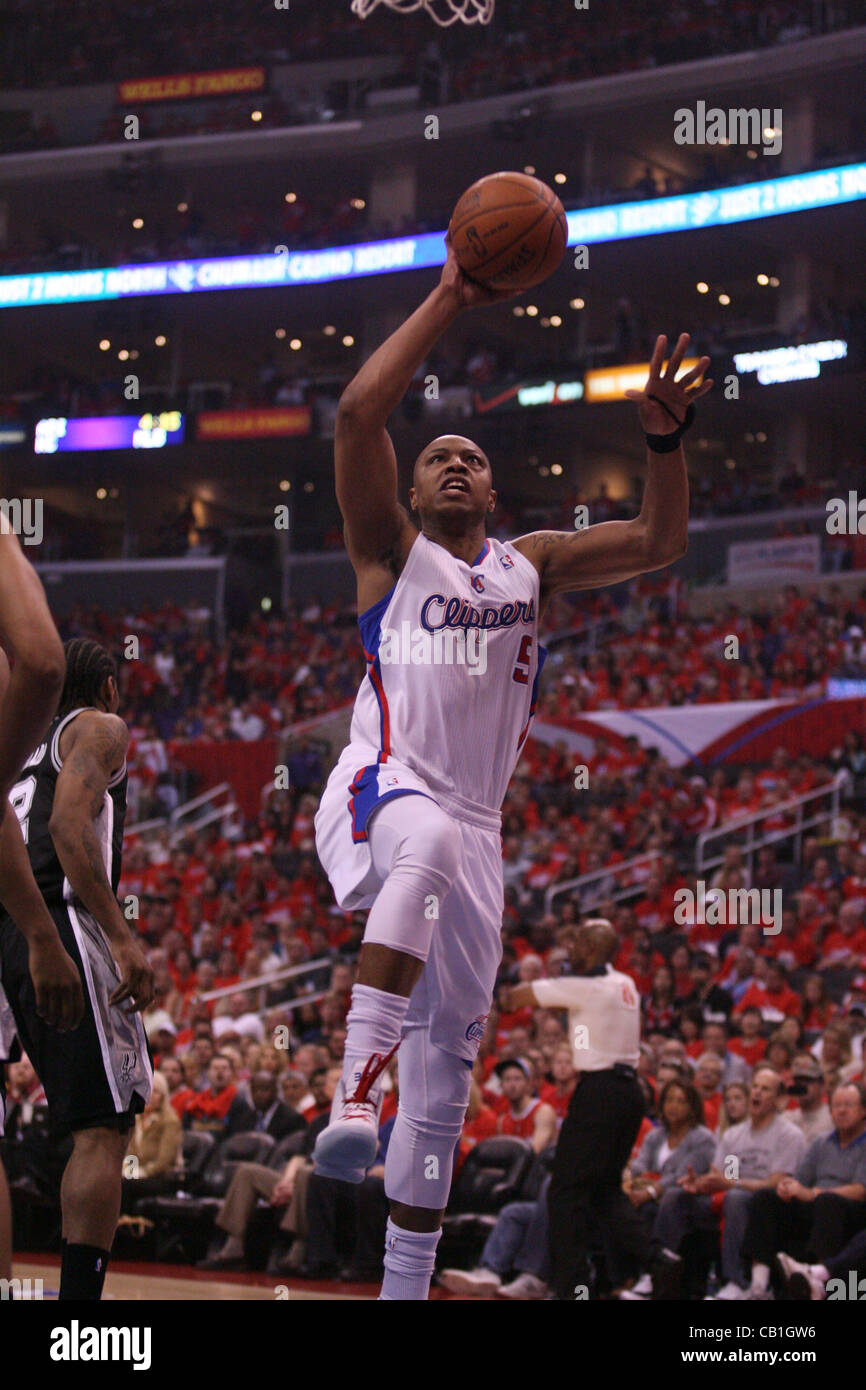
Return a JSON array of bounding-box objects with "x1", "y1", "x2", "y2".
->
[{"x1": 503, "y1": 919, "x2": 679, "y2": 1299}]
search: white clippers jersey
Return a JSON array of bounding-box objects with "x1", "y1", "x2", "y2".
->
[{"x1": 350, "y1": 531, "x2": 547, "y2": 814}]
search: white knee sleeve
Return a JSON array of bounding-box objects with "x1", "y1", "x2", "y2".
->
[
  {"x1": 384, "y1": 1027, "x2": 471, "y2": 1210},
  {"x1": 363, "y1": 794, "x2": 463, "y2": 962}
]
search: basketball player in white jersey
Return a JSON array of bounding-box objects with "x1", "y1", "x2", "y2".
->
[{"x1": 313, "y1": 233, "x2": 712, "y2": 1299}]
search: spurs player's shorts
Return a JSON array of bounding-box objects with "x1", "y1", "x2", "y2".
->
[
  {"x1": 315, "y1": 743, "x2": 504, "y2": 1063},
  {"x1": 0, "y1": 902, "x2": 152, "y2": 1139}
]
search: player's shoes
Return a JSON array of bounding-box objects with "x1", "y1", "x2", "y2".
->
[
  {"x1": 438, "y1": 1268, "x2": 502, "y2": 1297},
  {"x1": 313, "y1": 1042, "x2": 400, "y2": 1184},
  {"x1": 775, "y1": 1252, "x2": 826, "y2": 1301}
]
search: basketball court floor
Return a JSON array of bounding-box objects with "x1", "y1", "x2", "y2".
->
[{"x1": 12, "y1": 1256, "x2": 460, "y2": 1300}]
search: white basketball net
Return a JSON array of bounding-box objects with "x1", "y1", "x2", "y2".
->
[{"x1": 351, "y1": 0, "x2": 494, "y2": 25}]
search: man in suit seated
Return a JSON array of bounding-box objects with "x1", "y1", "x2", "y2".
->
[
  {"x1": 198, "y1": 1066, "x2": 342, "y2": 1271},
  {"x1": 246, "y1": 1072, "x2": 306, "y2": 1141}
]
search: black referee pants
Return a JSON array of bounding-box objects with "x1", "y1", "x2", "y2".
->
[{"x1": 548, "y1": 1068, "x2": 650, "y2": 1300}]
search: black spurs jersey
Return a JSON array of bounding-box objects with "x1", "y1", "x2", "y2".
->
[{"x1": 8, "y1": 706, "x2": 127, "y2": 908}]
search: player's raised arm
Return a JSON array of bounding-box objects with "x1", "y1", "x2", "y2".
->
[
  {"x1": 335, "y1": 237, "x2": 515, "y2": 574},
  {"x1": 48, "y1": 711, "x2": 154, "y2": 1011},
  {"x1": 513, "y1": 334, "x2": 712, "y2": 614}
]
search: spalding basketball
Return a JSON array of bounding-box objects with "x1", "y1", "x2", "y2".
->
[{"x1": 448, "y1": 171, "x2": 568, "y2": 292}]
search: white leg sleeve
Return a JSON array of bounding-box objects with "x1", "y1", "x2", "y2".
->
[
  {"x1": 384, "y1": 1025, "x2": 472, "y2": 1210},
  {"x1": 362, "y1": 794, "x2": 463, "y2": 963}
]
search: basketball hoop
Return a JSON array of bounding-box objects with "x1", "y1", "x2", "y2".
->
[{"x1": 351, "y1": 0, "x2": 494, "y2": 26}]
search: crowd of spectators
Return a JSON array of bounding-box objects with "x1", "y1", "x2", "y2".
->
[
  {"x1": 5, "y1": 721, "x2": 866, "y2": 1291},
  {"x1": 5, "y1": 570, "x2": 866, "y2": 1288},
  {"x1": 1, "y1": 0, "x2": 860, "y2": 98},
  {"x1": 51, "y1": 576, "x2": 866, "y2": 800}
]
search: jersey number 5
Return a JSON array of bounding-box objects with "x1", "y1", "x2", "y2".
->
[
  {"x1": 512, "y1": 635, "x2": 532, "y2": 685},
  {"x1": 9, "y1": 775, "x2": 37, "y2": 844}
]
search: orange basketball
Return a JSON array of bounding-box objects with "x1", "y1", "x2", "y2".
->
[{"x1": 448, "y1": 171, "x2": 568, "y2": 291}]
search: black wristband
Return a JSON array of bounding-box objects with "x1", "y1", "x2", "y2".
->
[{"x1": 644, "y1": 398, "x2": 696, "y2": 453}]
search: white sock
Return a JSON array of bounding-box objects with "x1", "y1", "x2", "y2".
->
[
  {"x1": 342, "y1": 983, "x2": 408, "y2": 1098},
  {"x1": 379, "y1": 1219, "x2": 442, "y2": 1301},
  {"x1": 751, "y1": 1263, "x2": 770, "y2": 1293}
]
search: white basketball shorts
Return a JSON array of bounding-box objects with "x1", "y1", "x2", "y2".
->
[{"x1": 314, "y1": 744, "x2": 504, "y2": 1062}]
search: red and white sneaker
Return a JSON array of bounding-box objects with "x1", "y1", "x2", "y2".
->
[{"x1": 313, "y1": 1043, "x2": 400, "y2": 1184}]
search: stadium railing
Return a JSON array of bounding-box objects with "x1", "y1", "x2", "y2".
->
[
  {"x1": 695, "y1": 776, "x2": 845, "y2": 878},
  {"x1": 198, "y1": 958, "x2": 334, "y2": 1018},
  {"x1": 124, "y1": 781, "x2": 240, "y2": 845},
  {"x1": 543, "y1": 848, "x2": 663, "y2": 916},
  {"x1": 168, "y1": 780, "x2": 240, "y2": 840}
]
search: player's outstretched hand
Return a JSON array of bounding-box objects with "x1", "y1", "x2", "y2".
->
[
  {"x1": 28, "y1": 936, "x2": 85, "y2": 1031},
  {"x1": 439, "y1": 233, "x2": 521, "y2": 310},
  {"x1": 110, "y1": 938, "x2": 156, "y2": 1012},
  {"x1": 625, "y1": 333, "x2": 713, "y2": 435}
]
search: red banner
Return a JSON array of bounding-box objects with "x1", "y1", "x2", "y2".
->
[
  {"x1": 170, "y1": 739, "x2": 277, "y2": 820},
  {"x1": 196, "y1": 407, "x2": 311, "y2": 441},
  {"x1": 118, "y1": 68, "x2": 266, "y2": 104}
]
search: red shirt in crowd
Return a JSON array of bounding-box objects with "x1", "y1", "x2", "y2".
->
[
  {"x1": 498, "y1": 1099, "x2": 543, "y2": 1140},
  {"x1": 733, "y1": 982, "x2": 802, "y2": 1020}
]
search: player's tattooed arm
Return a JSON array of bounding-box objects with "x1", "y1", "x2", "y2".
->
[
  {"x1": 513, "y1": 456, "x2": 688, "y2": 611},
  {"x1": 49, "y1": 714, "x2": 130, "y2": 940},
  {"x1": 49, "y1": 713, "x2": 154, "y2": 1010}
]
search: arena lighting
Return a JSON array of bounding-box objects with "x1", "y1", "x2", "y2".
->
[
  {"x1": 3, "y1": 161, "x2": 866, "y2": 309},
  {"x1": 585, "y1": 359, "x2": 701, "y2": 402},
  {"x1": 732, "y1": 339, "x2": 848, "y2": 385},
  {"x1": 34, "y1": 412, "x2": 185, "y2": 453},
  {"x1": 516, "y1": 379, "x2": 584, "y2": 407}
]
